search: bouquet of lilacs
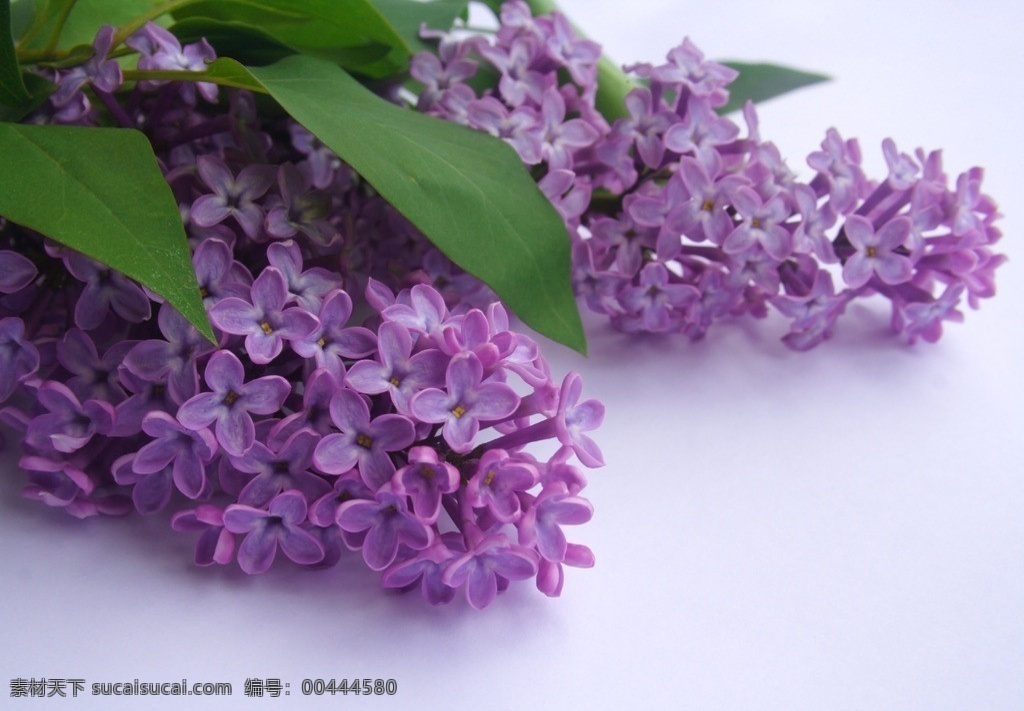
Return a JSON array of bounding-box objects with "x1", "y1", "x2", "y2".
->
[
  {"x1": 0, "y1": 0, "x2": 607, "y2": 609},
  {"x1": 0, "y1": 0, "x2": 1006, "y2": 609},
  {"x1": 408, "y1": 1, "x2": 1005, "y2": 349}
]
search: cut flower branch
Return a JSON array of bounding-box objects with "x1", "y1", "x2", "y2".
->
[{"x1": 0, "y1": 0, "x2": 1006, "y2": 608}]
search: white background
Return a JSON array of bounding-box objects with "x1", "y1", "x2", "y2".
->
[{"x1": 2, "y1": 1, "x2": 1023, "y2": 709}]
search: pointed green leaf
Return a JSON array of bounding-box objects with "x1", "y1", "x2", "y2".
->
[
  {"x1": 167, "y1": 18, "x2": 297, "y2": 67},
  {"x1": 367, "y1": 0, "x2": 469, "y2": 55},
  {"x1": 171, "y1": 0, "x2": 409, "y2": 76},
  {"x1": 1, "y1": 0, "x2": 31, "y2": 105},
  {"x1": 718, "y1": 61, "x2": 829, "y2": 114},
  {"x1": 6, "y1": 0, "x2": 34, "y2": 40},
  {"x1": 0, "y1": 123, "x2": 214, "y2": 342},
  {"x1": 247, "y1": 55, "x2": 586, "y2": 354}
]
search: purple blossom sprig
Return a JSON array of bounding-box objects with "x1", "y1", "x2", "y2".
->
[
  {"x1": 410, "y1": 1, "x2": 1005, "y2": 350},
  {"x1": 0, "y1": 28, "x2": 605, "y2": 608}
]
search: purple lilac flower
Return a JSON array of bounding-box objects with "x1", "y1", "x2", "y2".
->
[
  {"x1": 442, "y1": 534, "x2": 539, "y2": 611},
  {"x1": 897, "y1": 283, "x2": 966, "y2": 344},
  {"x1": 466, "y1": 97, "x2": 543, "y2": 164},
  {"x1": 618, "y1": 262, "x2": 699, "y2": 334},
  {"x1": 663, "y1": 95, "x2": 741, "y2": 167},
  {"x1": 518, "y1": 483, "x2": 594, "y2": 563},
  {"x1": 291, "y1": 289, "x2": 377, "y2": 381},
  {"x1": 288, "y1": 123, "x2": 343, "y2": 189},
  {"x1": 538, "y1": 87, "x2": 600, "y2": 170},
  {"x1": 192, "y1": 237, "x2": 253, "y2": 304},
  {"x1": 381, "y1": 283, "x2": 449, "y2": 336},
  {"x1": 536, "y1": 541, "x2": 595, "y2": 597},
  {"x1": 841, "y1": 215, "x2": 914, "y2": 288},
  {"x1": 807, "y1": 128, "x2": 867, "y2": 215},
  {"x1": 20, "y1": 453, "x2": 129, "y2": 519},
  {"x1": 264, "y1": 165, "x2": 337, "y2": 245},
  {"x1": 223, "y1": 491, "x2": 325, "y2": 574},
  {"x1": 722, "y1": 187, "x2": 792, "y2": 261},
  {"x1": 335, "y1": 486, "x2": 433, "y2": 570},
  {"x1": 231, "y1": 428, "x2": 331, "y2": 507},
  {"x1": 191, "y1": 156, "x2": 275, "y2": 240},
  {"x1": 56, "y1": 329, "x2": 132, "y2": 404},
  {"x1": 409, "y1": 352, "x2": 521, "y2": 453},
  {"x1": 0, "y1": 318, "x2": 40, "y2": 402},
  {"x1": 122, "y1": 303, "x2": 215, "y2": 404},
  {"x1": 308, "y1": 473, "x2": 372, "y2": 529},
  {"x1": 209, "y1": 267, "x2": 319, "y2": 364},
  {"x1": 344, "y1": 320, "x2": 447, "y2": 414},
  {"x1": 0, "y1": 251, "x2": 37, "y2": 293},
  {"x1": 268, "y1": 368, "x2": 338, "y2": 442},
  {"x1": 171, "y1": 505, "x2": 235, "y2": 566},
  {"x1": 112, "y1": 367, "x2": 178, "y2": 437},
  {"x1": 632, "y1": 36, "x2": 738, "y2": 104},
  {"x1": 133, "y1": 411, "x2": 218, "y2": 500},
  {"x1": 50, "y1": 26, "x2": 122, "y2": 111},
  {"x1": 553, "y1": 372, "x2": 605, "y2": 468},
  {"x1": 23, "y1": 381, "x2": 114, "y2": 454},
  {"x1": 410, "y1": 38, "x2": 478, "y2": 112},
  {"x1": 112, "y1": 452, "x2": 173, "y2": 515},
  {"x1": 466, "y1": 448, "x2": 538, "y2": 523},
  {"x1": 265, "y1": 240, "x2": 341, "y2": 312},
  {"x1": 127, "y1": 21, "x2": 218, "y2": 103},
  {"x1": 393, "y1": 446, "x2": 459, "y2": 525},
  {"x1": 177, "y1": 350, "x2": 291, "y2": 457},
  {"x1": 64, "y1": 252, "x2": 152, "y2": 330},
  {"x1": 312, "y1": 388, "x2": 415, "y2": 488},
  {"x1": 382, "y1": 539, "x2": 460, "y2": 605},
  {"x1": 612, "y1": 87, "x2": 676, "y2": 170}
]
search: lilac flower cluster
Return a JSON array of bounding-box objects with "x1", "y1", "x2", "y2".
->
[
  {"x1": 1, "y1": 22, "x2": 603, "y2": 609},
  {"x1": 414, "y1": 1, "x2": 1005, "y2": 349}
]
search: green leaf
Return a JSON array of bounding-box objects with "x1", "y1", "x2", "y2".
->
[
  {"x1": 168, "y1": 17, "x2": 296, "y2": 67},
  {"x1": 168, "y1": 16, "x2": 395, "y2": 71},
  {"x1": 367, "y1": 0, "x2": 468, "y2": 56},
  {"x1": 718, "y1": 61, "x2": 829, "y2": 114},
  {"x1": 1, "y1": 0, "x2": 30, "y2": 105},
  {"x1": 247, "y1": 55, "x2": 586, "y2": 354},
  {"x1": 0, "y1": 123, "x2": 215, "y2": 342},
  {"x1": 171, "y1": 0, "x2": 410, "y2": 76},
  {"x1": 0, "y1": 71, "x2": 53, "y2": 121},
  {"x1": 6, "y1": 0, "x2": 34, "y2": 40}
]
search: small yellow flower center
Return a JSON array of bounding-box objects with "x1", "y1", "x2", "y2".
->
[
  {"x1": 259, "y1": 321, "x2": 273, "y2": 335},
  {"x1": 356, "y1": 433, "x2": 373, "y2": 448},
  {"x1": 701, "y1": 198, "x2": 715, "y2": 212},
  {"x1": 317, "y1": 336, "x2": 327, "y2": 348},
  {"x1": 389, "y1": 376, "x2": 401, "y2": 387},
  {"x1": 451, "y1": 405, "x2": 468, "y2": 419},
  {"x1": 422, "y1": 467, "x2": 435, "y2": 480},
  {"x1": 751, "y1": 217, "x2": 762, "y2": 229},
  {"x1": 223, "y1": 390, "x2": 239, "y2": 406},
  {"x1": 483, "y1": 470, "x2": 496, "y2": 486},
  {"x1": 866, "y1": 246, "x2": 878, "y2": 258}
]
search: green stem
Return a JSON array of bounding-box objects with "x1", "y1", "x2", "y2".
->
[
  {"x1": 14, "y1": 2, "x2": 51, "y2": 49},
  {"x1": 41, "y1": 0, "x2": 80, "y2": 54},
  {"x1": 122, "y1": 68, "x2": 269, "y2": 94}
]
